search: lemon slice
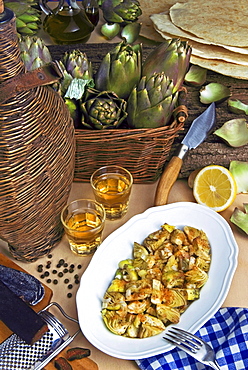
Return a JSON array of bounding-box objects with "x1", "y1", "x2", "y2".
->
[{"x1": 193, "y1": 165, "x2": 237, "y2": 212}]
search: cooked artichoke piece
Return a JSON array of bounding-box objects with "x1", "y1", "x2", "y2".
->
[
  {"x1": 170, "y1": 228, "x2": 188, "y2": 245},
  {"x1": 145, "y1": 267, "x2": 162, "y2": 281},
  {"x1": 163, "y1": 255, "x2": 178, "y2": 272},
  {"x1": 162, "y1": 270, "x2": 185, "y2": 288},
  {"x1": 133, "y1": 242, "x2": 149, "y2": 260},
  {"x1": 151, "y1": 279, "x2": 163, "y2": 304},
  {"x1": 195, "y1": 257, "x2": 211, "y2": 272},
  {"x1": 185, "y1": 266, "x2": 208, "y2": 288},
  {"x1": 143, "y1": 229, "x2": 170, "y2": 252},
  {"x1": 153, "y1": 242, "x2": 174, "y2": 260},
  {"x1": 138, "y1": 313, "x2": 166, "y2": 336},
  {"x1": 122, "y1": 264, "x2": 139, "y2": 282},
  {"x1": 102, "y1": 292, "x2": 126, "y2": 310},
  {"x1": 175, "y1": 288, "x2": 200, "y2": 301},
  {"x1": 107, "y1": 278, "x2": 126, "y2": 293},
  {"x1": 184, "y1": 226, "x2": 207, "y2": 243},
  {"x1": 161, "y1": 223, "x2": 175, "y2": 233},
  {"x1": 102, "y1": 309, "x2": 129, "y2": 335},
  {"x1": 162, "y1": 288, "x2": 187, "y2": 307},
  {"x1": 118, "y1": 259, "x2": 133, "y2": 269},
  {"x1": 125, "y1": 313, "x2": 144, "y2": 338},
  {"x1": 191, "y1": 237, "x2": 211, "y2": 261},
  {"x1": 174, "y1": 248, "x2": 190, "y2": 271},
  {"x1": 127, "y1": 299, "x2": 150, "y2": 314},
  {"x1": 156, "y1": 304, "x2": 181, "y2": 324},
  {"x1": 125, "y1": 279, "x2": 152, "y2": 301}
]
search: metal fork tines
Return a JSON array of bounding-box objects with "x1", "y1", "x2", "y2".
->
[{"x1": 163, "y1": 327, "x2": 221, "y2": 370}]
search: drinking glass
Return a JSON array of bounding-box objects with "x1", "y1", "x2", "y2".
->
[
  {"x1": 61, "y1": 199, "x2": 105, "y2": 256},
  {"x1": 90, "y1": 165, "x2": 133, "y2": 220}
]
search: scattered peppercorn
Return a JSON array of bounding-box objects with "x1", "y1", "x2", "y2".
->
[
  {"x1": 44, "y1": 271, "x2": 50, "y2": 277},
  {"x1": 59, "y1": 259, "x2": 65, "y2": 265},
  {"x1": 53, "y1": 279, "x2": 58, "y2": 285},
  {"x1": 67, "y1": 293, "x2": 72, "y2": 298},
  {"x1": 63, "y1": 268, "x2": 68, "y2": 273},
  {"x1": 68, "y1": 284, "x2": 73, "y2": 290},
  {"x1": 47, "y1": 278, "x2": 51, "y2": 284},
  {"x1": 64, "y1": 262, "x2": 68, "y2": 267},
  {"x1": 37, "y1": 265, "x2": 43, "y2": 273},
  {"x1": 47, "y1": 254, "x2": 53, "y2": 259},
  {"x1": 77, "y1": 264, "x2": 82, "y2": 269},
  {"x1": 40, "y1": 274, "x2": 45, "y2": 279},
  {"x1": 52, "y1": 269, "x2": 57, "y2": 274},
  {"x1": 64, "y1": 278, "x2": 69, "y2": 284}
]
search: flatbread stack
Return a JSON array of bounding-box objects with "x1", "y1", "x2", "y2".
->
[{"x1": 139, "y1": 0, "x2": 248, "y2": 79}]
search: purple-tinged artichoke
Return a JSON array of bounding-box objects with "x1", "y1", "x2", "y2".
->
[
  {"x1": 126, "y1": 72, "x2": 178, "y2": 129},
  {"x1": 95, "y1": 42, "x2": 142, "y2": 100},
  {"x1": 62, "y1": 49, "x2": 93, "y2": 80},
  {"x1": 81, "y1": 88, "x2": 128, "y2": 129},
  {"x1": 142, "y1": 38, "x2": 192, "y2": 93},
  {"x1": 100, "y1": 0, "x2": 142, "y2": 24}
]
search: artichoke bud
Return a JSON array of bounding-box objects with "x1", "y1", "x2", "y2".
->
[
  {"x1": 127, "y1": 72, "x2": 178, "y2": 129},
  {"x1": 100, "y1": 0, "x2": 142, "y2": 24},
  {"x1": 142, "y1": 38, "x2": 192, "y2": 93},
  {"x1": 62, "y1": 49, "x2": 93, "y2": 80},
  {"x1": 95, "y1": 42, "x2": 142, "y2": 100},
  {"x1": 81, "y1": 88, "x2": 128, "y2": 129}
]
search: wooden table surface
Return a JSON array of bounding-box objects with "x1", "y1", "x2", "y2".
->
[{"x1": 1, "y1": 180, "x2": 248, "y2": 370}]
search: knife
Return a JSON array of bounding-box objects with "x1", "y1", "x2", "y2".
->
[{"x1": 154, "y1": 102, "x2": 216, "y2": 206}]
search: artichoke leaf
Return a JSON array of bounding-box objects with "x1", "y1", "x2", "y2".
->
[
  {"x1": 230, "y1": 204, "x2": 248, "y2": 235},
  {"x1": 229, "y1": 160, "x2": 248, "y2": 193},
  {"x1": 214, "y1": 118, "x2": 248, "y2": 147}
]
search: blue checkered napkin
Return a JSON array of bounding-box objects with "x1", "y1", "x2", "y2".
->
[{"x1": 136, "y1": 307, "x2": 248, "y2": 370}]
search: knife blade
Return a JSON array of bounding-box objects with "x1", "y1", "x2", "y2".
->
[{"x1": 154, "y1": 102, "x2": 216, "y2": 206}]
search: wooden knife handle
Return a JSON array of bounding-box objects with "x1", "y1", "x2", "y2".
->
[{"x1": 154, "y1": 156, "x2": 183, "y2": 206}]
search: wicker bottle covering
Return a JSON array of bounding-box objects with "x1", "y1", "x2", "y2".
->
[{"x1": 0, "y1": 12, "x2": 75, "y2": 262}]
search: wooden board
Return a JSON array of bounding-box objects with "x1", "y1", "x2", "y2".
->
[{"x1": 0, "y1": 253, "x2": 53, "y2": 343}]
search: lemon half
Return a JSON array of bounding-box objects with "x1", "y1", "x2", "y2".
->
[{"x1": 193, "y1": 165, "x2": 237, "y2": 212}]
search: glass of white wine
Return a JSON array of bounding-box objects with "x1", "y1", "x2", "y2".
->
[
  {"x1": 90, "y1": 166, "x2": 133, "y2": 220},
  {"x1": 61, "y1": 199, "x2": 106, "y2": 256}
]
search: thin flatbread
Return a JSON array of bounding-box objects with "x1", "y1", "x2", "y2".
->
[
  {"x1": 150, "y1": 12, "x2": 248, "y2": 55},
  {"x1": 191, "y1": 55, "x2": 248, "y2": 80},
  {"x1": 138, "y1": 0, "x2": 188, "y2": 41},
  {"x1": 151, "y1": 14, "x2": 248, "y2": 66},
  {"x1": 169, "y1": 0, "x2": 248, "y2": 47}
]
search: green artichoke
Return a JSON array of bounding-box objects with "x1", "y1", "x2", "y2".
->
[
  {"x1": 19, "y1": 36, "x2": 52, "y2": 71},
  {"x1": 100, "y1": 0, "x2": 142, "y2": 24},
  {"x1": 142, "y1": 38, "x2": 192, "y2": 93},
  {"x1": 95, "y1": 42, "x2": 142, "y2": 100},
  {"x1": 81, "y1": 88, "x2": 128, "y2": 129},
  {"x1": 126, "y1": 72, "x2": 178, "y2": 129}
]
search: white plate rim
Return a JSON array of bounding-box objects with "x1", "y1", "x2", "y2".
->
[{"x1": 76, "y1": 202, "x2": 239, "y2": 360}]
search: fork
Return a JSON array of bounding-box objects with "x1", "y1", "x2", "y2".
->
[{"x1": 163, "y1": 327, "x2": 221, "y2": 370}]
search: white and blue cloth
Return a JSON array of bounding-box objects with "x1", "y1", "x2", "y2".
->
[{"x1": 136, "y1": 307, "x2": 248, "y2": 370}]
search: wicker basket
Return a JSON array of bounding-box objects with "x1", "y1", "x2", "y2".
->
[
  {"x1": 0, "y1": 13, "x2": 75, "y2": 262},
  {"x1": 74, "y1": 109, "x2": 185, "y2": 184}
]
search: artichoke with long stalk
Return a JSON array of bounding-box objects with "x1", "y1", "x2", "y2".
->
[
  {"x1": 126, "y1": 72, "x2": 178, "y2": 129},
  {"x1": 81, "y1": 88, "x2": 128, "y2": 129},
  {"x1": 99, "y1": 0, "x2": 142, "y2": 24},
  {"x1": 95, "y1": 42, "x2": 142, "y2": 100},
  {"x1": 142, "y1": 38, "x2": 192, "y2": 93}
]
